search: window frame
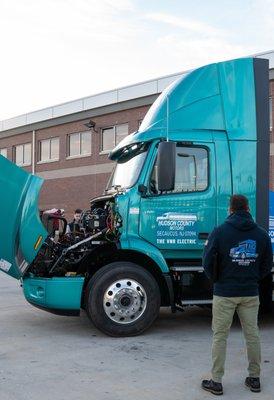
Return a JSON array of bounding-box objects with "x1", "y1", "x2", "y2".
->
[
  {"x1": 14, "y1": 143, "x2": 32, "y2": 167},
  {"x1": 0, "y1": 148, "x2": 8, "y2": 158},
  {"x1": 100, "y1": 123, "x2": 129, "y2": 154},
  {"x1": 66, "y1": 131, "x2": 92, "y2": 159},
  {"x1": 148, "y1": 143, "x2": 210, "y2": 197},
  {"x1": 38, "y1": 137, "x2": 60, "y2": 164},
  {"x1": 100, "y1": 125, "x2": 115, "y2": 154}
]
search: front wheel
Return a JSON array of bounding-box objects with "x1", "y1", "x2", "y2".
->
[{"x1": 85, "y1": 262, "x2": 161, "y2": 337}]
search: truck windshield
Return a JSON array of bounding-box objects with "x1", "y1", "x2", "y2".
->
[{"x1": 107, "y1": 142, "x2": 149, "y2": 190}]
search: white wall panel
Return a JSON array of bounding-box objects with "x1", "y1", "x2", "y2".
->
[
  {"x1": 118, "y1": 80, "x2": 158, "y2": 102},
  {"x1": 26, "y1": 108, "x2": 53, "y2": 124},
  {"x1": 52, "y1": 99, "x2": 83, "y2": 118},
  {"x1": 83, "y1": 90, "x2": 117, "y2": 110},
  {"x1": 2, "y1": 114, "x2": 27, "y2": 130}
]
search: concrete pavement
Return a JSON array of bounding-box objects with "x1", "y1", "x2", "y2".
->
[{"x1": 1, "y1": 273, "x2": 274, "y2": 400}]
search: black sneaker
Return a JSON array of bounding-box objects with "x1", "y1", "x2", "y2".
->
[
  {"x1": 245, "y1": 377, "x2": 261, "y2": 392},
  {"x1": 201, "y1": 379, "x2": 223, "y2": 395}
]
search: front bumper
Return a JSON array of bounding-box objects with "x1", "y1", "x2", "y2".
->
[{"x1": 23, "y1": 276, "x2": 85, "y2": 316}]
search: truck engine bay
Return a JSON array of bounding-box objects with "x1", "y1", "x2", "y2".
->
[{"x1": 28, "y1": 196, "x2": 122, "y2": 278}]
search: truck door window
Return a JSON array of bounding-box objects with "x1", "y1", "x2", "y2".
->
[{"x1": 150, "y1": 145, "x2": 208, "y2": 194}]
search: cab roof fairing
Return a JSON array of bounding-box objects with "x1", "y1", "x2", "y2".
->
[{"x1": 109, "y1": 57, "x2": 263, "y2": 162}]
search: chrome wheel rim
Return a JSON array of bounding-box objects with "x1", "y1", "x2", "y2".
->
[{"x1": 103, "y1": 279, "x2": 147, "y2": 324}]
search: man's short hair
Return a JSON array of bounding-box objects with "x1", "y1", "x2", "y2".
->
[
  {"x1": 74, "y1": 208, "x2": 82, "y2": 214},
  {"x1": 229, "y1": 194, "x2": 249, "y2": 212}
]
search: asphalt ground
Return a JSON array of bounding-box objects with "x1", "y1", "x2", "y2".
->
[{"x1": 1, "y1": 273, "x2": 274, "y2": 400}]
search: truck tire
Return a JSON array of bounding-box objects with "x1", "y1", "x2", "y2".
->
[{"x1": 85, "y1": 261, "x2": 161, "y2": 337}]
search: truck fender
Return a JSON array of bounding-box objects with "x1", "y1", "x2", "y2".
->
[{"x1": 120, "y1": 237, "x2": 169, "y2": 273}]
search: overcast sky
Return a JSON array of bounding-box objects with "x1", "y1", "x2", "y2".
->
[{"x1": 0, "y1": 0, "x2": 273, "y2": 120}]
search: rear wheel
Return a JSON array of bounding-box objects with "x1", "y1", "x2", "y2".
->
[{"x1": 85, "y1": 261, "x2": 161, "y2": 337}]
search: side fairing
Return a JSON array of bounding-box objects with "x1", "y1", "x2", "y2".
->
[{"x1": 0, "y1": 156, "x2": 48, "y2": 279}]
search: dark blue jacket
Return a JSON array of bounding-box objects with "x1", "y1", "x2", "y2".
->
[{"x1": 203, "y1": 211, "x2": 273, "y2": 297}]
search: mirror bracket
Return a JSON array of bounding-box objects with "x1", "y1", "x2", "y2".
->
[{"x1": 138, "y1": 184, "x2": 148, "y2": 197}]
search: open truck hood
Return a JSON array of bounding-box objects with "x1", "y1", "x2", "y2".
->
[{"x1": 0, "y1": 156, "x2": 48, "y2": 279}]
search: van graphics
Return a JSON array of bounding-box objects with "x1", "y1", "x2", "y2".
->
[
  {"x1": 156, "y1": 213, "x2": 197, "y2": 246},
  {"x1": 229, "y1": 239, "x2": 258, "y2": 266}
]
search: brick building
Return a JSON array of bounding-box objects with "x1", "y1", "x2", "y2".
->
[{"x1": 1, "y1": 51, "x2": 274, "y2": 218}]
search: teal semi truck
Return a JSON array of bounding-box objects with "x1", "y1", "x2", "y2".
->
[{"x1": 0, "y1": 57, "x2": 273, "y2": 336}]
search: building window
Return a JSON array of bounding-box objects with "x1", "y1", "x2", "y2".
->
[
  {"x1": 39, "y1": 137, "x2": 59, "y2": 162},
  {"x1": 0, "y1": 148, "x2": 7, "y2": 158},
  {"x1": 15, "y1": 143, "x2": 32, "y2": 166},
  {"x1": 101, "y1": 123, "x2": 128, "y2": 152},
  {"x1": 68, "y1": 131, "x2": 91, "y2": 157},
  {"x1": 102, "y1": 127, "x2": 115, "y2": 152}
]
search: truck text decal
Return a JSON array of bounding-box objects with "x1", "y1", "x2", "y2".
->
[{"x1": 156, "y1": 213, "x2": 198, "y2": 245}]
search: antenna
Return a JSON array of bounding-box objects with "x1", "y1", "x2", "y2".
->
[{"x1": 166, "y1": 94, "x2": 170, "y2": 142}]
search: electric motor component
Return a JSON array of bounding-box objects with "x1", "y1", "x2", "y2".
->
[{"x1": 82, "y1": 208, "x2": 107, "y2": 233}]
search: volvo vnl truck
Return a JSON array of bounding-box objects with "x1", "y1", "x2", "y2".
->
[{"x1": 0, "y1": 57, "x2": 272, "y2": 336}]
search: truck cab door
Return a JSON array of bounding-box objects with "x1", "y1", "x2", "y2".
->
[{"x1": 139, "y1": 140, "x2": 216, "y2": 257}]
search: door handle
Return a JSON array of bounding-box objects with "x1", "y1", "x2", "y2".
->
[{"x1": 198, "y1": 232, "x2": 209, "y2": 240}]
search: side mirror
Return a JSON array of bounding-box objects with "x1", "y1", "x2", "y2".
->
[{"x1": 157, "y1": 141, "x2": 176, "y2": 192}]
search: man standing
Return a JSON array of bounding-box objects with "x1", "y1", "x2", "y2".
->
[
  {"x1": 202, "y1": 194, "x2": 272, "y2": 395},
  {"x1": 66, "y1": 208, "x2": 83, "y2": 235}
]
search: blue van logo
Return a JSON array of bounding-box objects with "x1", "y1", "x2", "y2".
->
[{"x1": 229, "y1": 239, "x2": 258, "y2": 262}]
